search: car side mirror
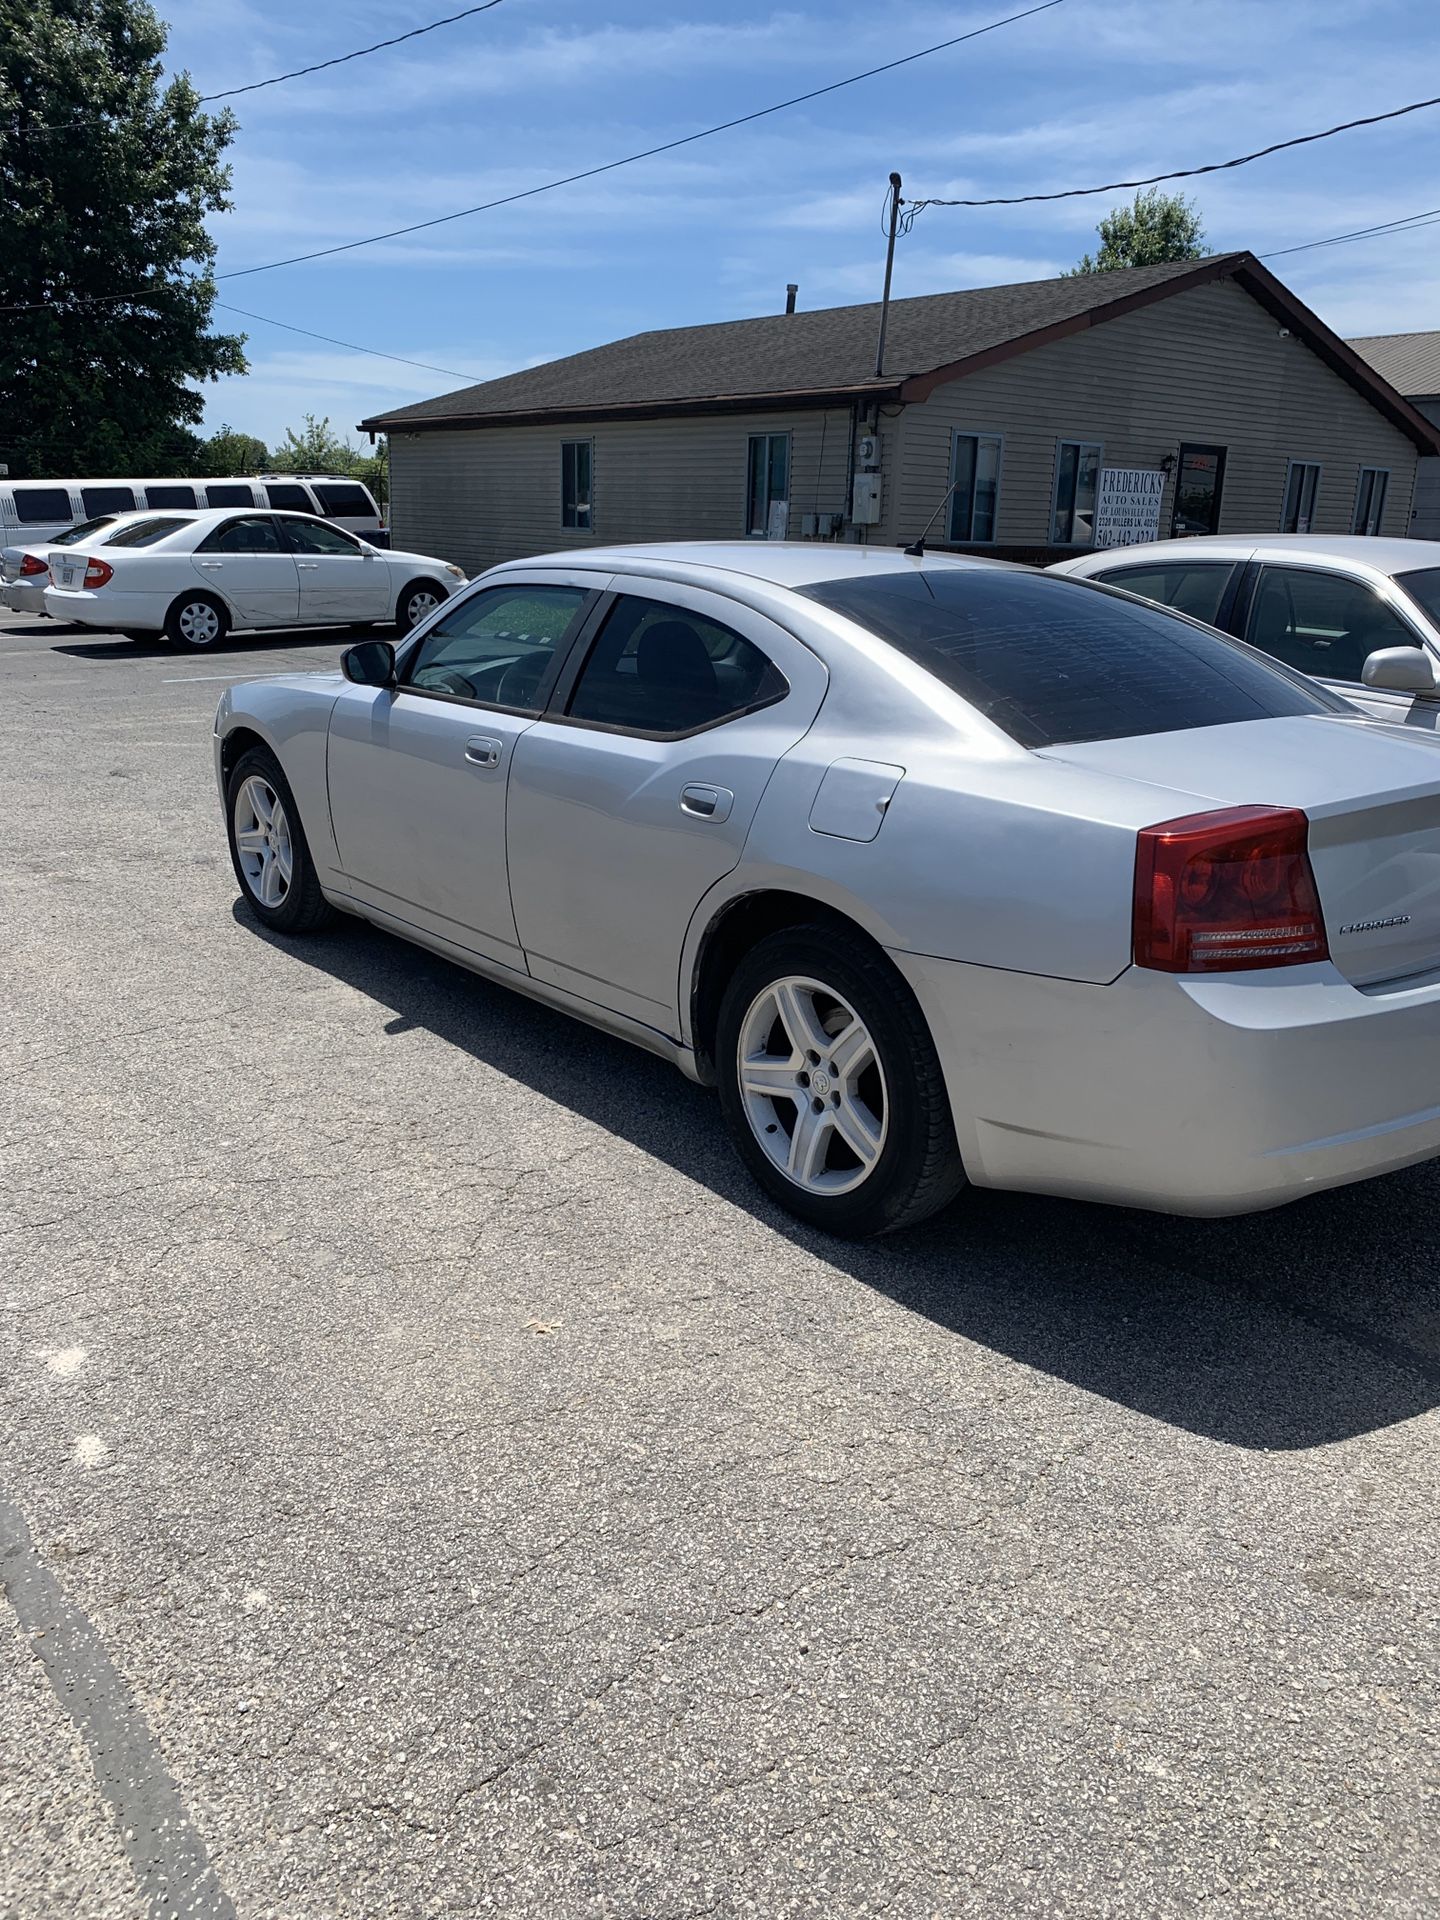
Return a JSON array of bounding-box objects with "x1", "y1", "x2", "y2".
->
[
  {"x1": 1361, "y1": 645, "x2": 1438, "y2": 694},
  {"x1": 341, "y1": 638, "x2": 396, "y2": 687}
]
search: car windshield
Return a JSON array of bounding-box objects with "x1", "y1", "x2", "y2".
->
[
  {"x1": 53, "y1": 516, "x2": 117, "y2": 547},
  {"x1": 1395, "y1": 567, "x2": 1440, "y2": 630},
  {"x1": 102, "y1": 516, "x2": 193, "y2": 549},
  {"x1": 798, "y1": 567, "x2": 1348, "y2": 748}
]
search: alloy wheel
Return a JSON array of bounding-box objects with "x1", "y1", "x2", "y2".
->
[
  {"x1": 405, "y1": 589, "x2": 439, "y2": 629},
  {"x1": 233, "y1": 775, "x2": 294, "y2": 909},
  {"x1": 736, "y1": 975, "x2": 888, "y2": 1195}
]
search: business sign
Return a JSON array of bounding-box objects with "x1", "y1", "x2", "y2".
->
[{"x1": 1094, "y1": 467, "x2": 1166, "y2": 548}]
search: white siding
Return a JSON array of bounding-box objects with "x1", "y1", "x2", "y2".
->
[
  {"x1": 888, "y1": 278, "x2": 1419, "y2": 550},
  {"x1": 391, "y1": 406, "x2": 853, "y2": 575}
]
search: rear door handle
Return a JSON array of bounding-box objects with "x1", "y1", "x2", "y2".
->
[
  {"x1": 680, "y1": 783, "x2": 734, "y2": 822},
  {"x1": 296, "y1": 562, "x2": 320, "y2": 570},
  {"x1": 197, "y1": 560, "x2": 222, "y2": 570},
  {"x1": 465, "y1": 735, "x2": 503, "y2": 768}
]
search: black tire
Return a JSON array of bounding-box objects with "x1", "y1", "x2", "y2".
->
[
  {"x1": 716, "y1": 925, "x2": 965, "y2": 1237},
  {"x1": 224, "y1": 745, "x2": 336, "y2": 935},
  {"x1": 164, "y1": 590, "x2": 229, "y2": 650},
  {"x1": 395, "y1": 579, "x2": 444, "y2": 633}
]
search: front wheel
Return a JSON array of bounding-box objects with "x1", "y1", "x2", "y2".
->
[
  {"x1": 396, "y1": 580, "x2": 443, "y2": 633},
  {"x1": 225, "y1": 746, "x2": 336, "y2": 934},
  {"x1": 716, "y1": 927, "x2": 965, "y2": 1237}
]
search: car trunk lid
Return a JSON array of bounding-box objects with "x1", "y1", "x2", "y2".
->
[{"x1": 1038, "y1": 714, "x2": 1440, "y2": 986}]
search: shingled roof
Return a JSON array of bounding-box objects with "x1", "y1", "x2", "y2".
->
[
  {"x1": 1350, "y1": 330, "x2": 1440, "y2": 399},
  {"x1": 359, "y1": 252, "x2": 1440, "y2": 453}
]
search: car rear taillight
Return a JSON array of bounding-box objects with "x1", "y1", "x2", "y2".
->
[
  {"x1": 1134, "y1": 806, "x2": 1329, "y2": 973},
  {"x1": 83, "y1": 558, "x2": 113, "y2": 589},
  {"x1": 19, "y1": 553, "x2": 47, "y2": 576}
]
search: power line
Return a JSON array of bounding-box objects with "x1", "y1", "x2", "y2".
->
[
  {"x1": 214, "y1": 0, "x2": 1066, "y2": 278},
  {"x1": 213, "y1": 301, "x2": 482, "y2": 381},
  {"x1": 2, "y1": 1, "x2": 507, "y2": 135},
  {"x1": 1260, "y1": 204, "x2": 1440, "y2": 259},
  {"x1": 0, "y1": 0, "x2": 1065, "y2": 312},
  {"x1": 899, "y1": 90, "x2": 1440, "y2": 222},
  {"x1": 201, "y1": 0, "x2": 505, "y2": 101}
]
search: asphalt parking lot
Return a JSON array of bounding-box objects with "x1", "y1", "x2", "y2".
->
[{"x1": 1, "y1": 603, "x2": 1436, "y2": 1920}]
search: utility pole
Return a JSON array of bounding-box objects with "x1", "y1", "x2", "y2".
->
[{"x1": 873, "y1": 172, "x2": 903, "y2": 380}]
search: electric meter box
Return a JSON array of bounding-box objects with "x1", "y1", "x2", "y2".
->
[{"x1": 851, "y1": 472, "x2": 882, "y2": 524}]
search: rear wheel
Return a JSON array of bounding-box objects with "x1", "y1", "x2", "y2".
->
[
  {"x1": 717, "y1": 927, "x2": 964, "y2": 1237},
  {"x1": 225, "y1": 746, "x2": 335, "y2": 934},
  {"x1": 165, "y1": 592, "x2": 229, "y2": 650},
  {"x1": 396, "y1": 579, "x2": 443, "y2": 633}
]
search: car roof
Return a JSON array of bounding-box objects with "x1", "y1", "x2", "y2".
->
[
  {"x1": 1071, "y1": 534, "x2": 1440, "y2": 577},
  {"x1": 488, "y1": 540, "x2": 1019, "y2": 589}
]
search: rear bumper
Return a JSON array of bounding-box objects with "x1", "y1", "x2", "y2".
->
[
  {"x1": 891, "y1": 950, "x2": 1440, "y2": 1215},
  {"x1": 1, "y1": 580, "x2": 46, "y2": 615},
  {"x1": 43, "y1": 586, "x2": 167, "y2": 631}
]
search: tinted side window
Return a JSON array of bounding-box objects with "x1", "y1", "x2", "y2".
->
[
  {"x1": 204, "y1": 484, "x2": 255, "y2": 508},
  {"x1": 281, "y1": 517, "x2": 360, "y2": 555},
  {"x1": 1245, "y1": 566, "x2": 1422, "y2": 683},
  {"x1": 81, "y1": 486, "x2": 136, "y2": 517},
  {"x1": 406, "y1": 584, "x2": 589, "y2": 708},
  {"x1": 12, "y1": 487, "x2": 72, "y2": 524},
  {"x1": 1097, "y1": 562, "x2": 1234, "y2": 627},
  {"x1": 314, "y1": 483, "x2": 374, "y2": 517},
  {"x1": 104, "y1": 516, "x2": 191, "y2": 549},
  {"x1": 799, "y1": 569, "x2": 1343, "y2": 749},
  {"x1": 567, "y1": 595, "x2": 787, "y2": 734},
  {"x1": 197, "y1": 516, "x2": 285, "y2": 555},
  {"x1": 144, "y1": 484, "x2": 197, "y2": 509},
  {"x1": 265, "y1": 484, "x2": 313, "y2": 511}
]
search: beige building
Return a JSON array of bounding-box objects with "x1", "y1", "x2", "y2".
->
[
  {"x1": 361, "y1": 253, "x2": 1440, "y2": 576},
  {"x1": 1349, "y1": 328, "x2": 1440, "y2": 539}
]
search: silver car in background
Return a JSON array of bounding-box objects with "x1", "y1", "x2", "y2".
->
[
  {"x1": 213, "y1": 544, "x2": 1440, "y2": 1236},
  {"x1": 1052, "y1": 534, "x2": 1440, "y2": 729}
]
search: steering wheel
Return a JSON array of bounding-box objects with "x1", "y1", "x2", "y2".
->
[{"x1": 495, "y1": 651, "x2": 548, "y2": 708}]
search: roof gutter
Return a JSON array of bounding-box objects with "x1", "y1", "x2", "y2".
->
[{"x1": 359, "y1": 382, "x2": 902, "y2": 436}]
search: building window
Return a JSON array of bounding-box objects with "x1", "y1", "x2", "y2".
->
[
  {"x1": 1281, "y1": 460, "x2": 1322, "y2": 533},
  {"x1": 948, "y1": 431, "x2": 1002, "y2": 543},
  {"x1": 1171, "y1": 444, "x2": 1227, "y2": 537},
  {"x1": 1353, "y1": 467, "x2": 1389, "y2": 536},
  {"x1": 561, "y1": 440, "x2": 593, "y2": 530},
  {"x1": 1051, "y1": 440, "x2": 1103, "y2": 545},
  {"x1": 746, "y1": 433, "x2": 790, "y2": 537}
]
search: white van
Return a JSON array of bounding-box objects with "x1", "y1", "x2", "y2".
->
[{"x1": 0, "y1": 473, "x2": 384, "y2": 548}]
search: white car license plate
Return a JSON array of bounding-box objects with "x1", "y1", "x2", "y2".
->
[{"x1": 57, "y1": 564, "x2": 75, "y2": 586}]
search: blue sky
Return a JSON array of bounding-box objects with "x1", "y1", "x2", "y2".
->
[{"x1": 159, "y1": 0, "x2": 1440, "y2": 450}]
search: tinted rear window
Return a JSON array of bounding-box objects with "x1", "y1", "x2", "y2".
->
[
  {"x1": 1091, "y1": 560, "x2": 1234, "y2": 627},
  {"x1": 265, "y1": 483, "x2": 313, "y2": 511},
  {"x1": 799, "y1": 568, "x2": 1343, "y2": 748},
  {"x1": 13, "y1": 486, "x2": 72, "y2": 523},
  {"x1": 145, "y1": 484, "x2": 197, "y2": 508},
  {"x1": 81, "y1": 486, "x2": 136, "y2": 516},
  {"x1": 54, "y1": 515, "x2": 117, "y2": 547},
  {"x1": 314, "y1": 483, "x2": 374, "y2": 518},
  {"x1": 103, "y1": 516, "x2": 190, "y2": 549},
  {"x1": 1397, "y1": 567, "x2": 1440, "y2": 629}
]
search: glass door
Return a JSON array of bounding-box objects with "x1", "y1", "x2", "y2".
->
[{"x1": 1171, "y1": 444, "x2": 1227, "y2": 537}]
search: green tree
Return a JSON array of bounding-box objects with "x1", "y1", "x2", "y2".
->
[
  {"x1": 271, "y1": 413, "x2": 363, "y2": 474},
  {"x1": 0, "y1": 0, "x2": 246, "y2": 478},
  {"x1": 1067, "y1": 188, "x2": 1207, "y2": 274},
  {"x1": 196, "y1": 424, "x2": 270, "y2": 476}
]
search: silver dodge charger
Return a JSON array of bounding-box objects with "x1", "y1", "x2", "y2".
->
[{"x1": 214, "y1": 543, "x2": 1440, "y2": 1236}]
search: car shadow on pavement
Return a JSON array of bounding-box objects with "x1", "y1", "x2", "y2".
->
[
  {"x1": 238, "y1": 905, "x2": 1440, "y2": 1451},
  {"x1": 50, "y1": 625, "x2": 373, "y2": 660}
]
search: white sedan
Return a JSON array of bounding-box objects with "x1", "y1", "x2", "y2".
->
[
  {"x1": 214, "y1": 542, "x2": 1440, "y2": 1236},
  {"x1": 43, "y1": 508, "x2": 466, "y2": 647},
  {"x1": 2, "y1": 510, "x2": 139, "y2": 615}
]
